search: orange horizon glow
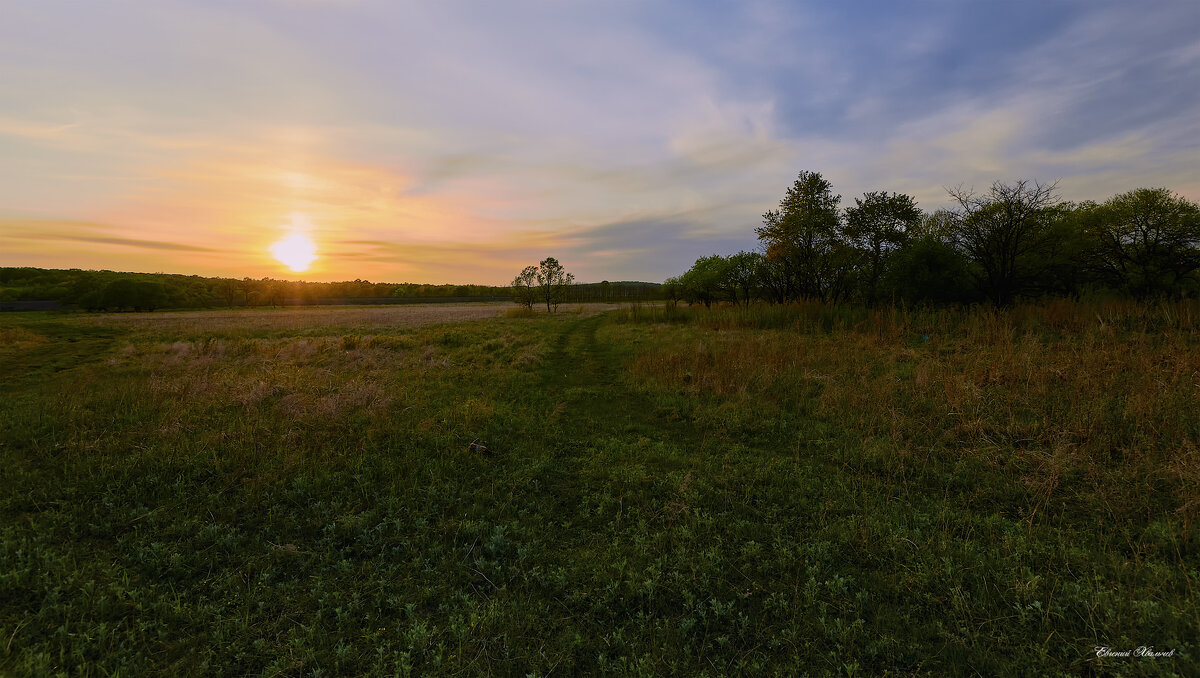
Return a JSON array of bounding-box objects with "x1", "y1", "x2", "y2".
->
[
  {"x1": 4, "y1": 4, "x2": 1200, "y2": 287},
  {"x1": 0, "y1": 141, "x2": 589, "y2": 285}
]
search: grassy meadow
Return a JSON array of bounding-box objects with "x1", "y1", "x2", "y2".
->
[{"x1": 1, "y1": 301, "x2": 1197, "y2": 676}]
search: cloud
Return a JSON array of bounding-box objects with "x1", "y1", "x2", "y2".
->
[
  {"x1": 560, "y1": 216, "x2": 760, "y2": 282},
  {"x1": 46, "y1": 234, "x2": 219, "y2": 253},
  {"x1": 1, "y1": 1, "x2": 1198, "y2": 283},
  {"x1": 0, "y1": 219, "x2": 220, "y2": 251}
]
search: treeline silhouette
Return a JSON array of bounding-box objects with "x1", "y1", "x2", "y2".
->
[
  {"x1": 669, "y1": 172, "x2": 1200, "y2": 307},
  {"x1": 0, "y1": 267, "x2": 662, "y2": 312},
  {"x1": 0, "y1": 269, "x2": 510, "y2": 311}
]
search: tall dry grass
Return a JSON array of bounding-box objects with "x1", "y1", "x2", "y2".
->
[
  {"x1": 78, "y1": 303, "x2": 511, "y2": 334},
  {"x1": 620, "y1": 299, "x2": 1200, "y2": 525},
  {"x1": 33, "y1": 323, "x2": 544, "y2": 477}
]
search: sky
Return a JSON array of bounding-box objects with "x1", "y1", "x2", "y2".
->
[{"x1": 2, "y1": 0, "x2": 1198, "y2": 284}]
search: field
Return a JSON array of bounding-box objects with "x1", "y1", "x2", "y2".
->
[{"x1": 1, "y1": 301, "x2": 1197, "y2": 676}]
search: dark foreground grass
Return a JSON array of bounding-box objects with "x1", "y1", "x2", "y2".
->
[{"x1": 0, "y1": 303, "x2": 1196, "y2": 676}]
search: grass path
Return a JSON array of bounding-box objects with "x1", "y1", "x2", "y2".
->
[{"x1": 538, "y1": 313, "x2": 700, "y2": 451}]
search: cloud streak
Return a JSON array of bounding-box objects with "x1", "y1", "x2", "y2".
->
[{"x1": 17, "y1": 233, "x2": 220, "y2": 253}]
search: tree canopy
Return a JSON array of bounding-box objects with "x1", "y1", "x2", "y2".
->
[{"x1": 669, "y1": 172, "x2": 1200, "y2": 308}]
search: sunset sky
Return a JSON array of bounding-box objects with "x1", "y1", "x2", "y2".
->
[{"x1": 2, "y1": 1, "x2": 1199, "y2": 284}]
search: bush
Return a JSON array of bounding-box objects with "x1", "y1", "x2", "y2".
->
[{"x1": 882, "y1": 236, "x2": 975, "y2": 305}]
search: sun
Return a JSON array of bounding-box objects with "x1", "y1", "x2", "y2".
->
[{"x1": 270, "y1": 232, "x2": 318, "y2": 272}]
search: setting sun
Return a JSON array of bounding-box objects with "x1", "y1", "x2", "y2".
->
[{"x1": 270, "y1": 232, "x2": 318, "y2": 272}]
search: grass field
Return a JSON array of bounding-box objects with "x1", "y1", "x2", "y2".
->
[{"x1": 1, "y1": 301, "x2": 1197, "y2": 676}]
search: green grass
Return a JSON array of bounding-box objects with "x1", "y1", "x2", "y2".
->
[{"x1": 1, "y1": 303, "x2": 1196, "y2": 676}]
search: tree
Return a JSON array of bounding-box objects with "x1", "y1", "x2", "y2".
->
[
  {"x1": 756, "y1": 256, "x2": 792, "y2": 304},
  {"x1": 97, "y1": 279, "x2": 167, "y2": 311},
  {"x1": 679, "y1": 255, "x2": 732, "y2": 308},
  {"x1": 725, "y1": 251, "x2": 764, "y2": 306},
  {"x1": 913, "y1": 209, "x2": 958, "y2": 243},
  {"x1": 100, "y1": 279, "x2": 135, "y2": 310},
  {"x1": 535, "y1": 257, "x2": 574, "y2": 312},
  {"x1": 661, "y1": 276, "x2": 685, "y2": 307},
  {"x1": 206, "y1": 279, "x2": 233, "y2": 307},
  {"x1": 756, "y1": 171, "x2": 845, "y2": 301},
  {"x1": 1082, "y1": 188, "x2": 1200, "y2": 298},
  {"x1": 255, "y1": 279, "x2": 287, "y2": 307},
  {"x1": 130, "y1": 281, "x2": 168, "y2": 311},
  {"x1": 510, "y1": 266, "x2": 539, "y2": 309},
  {"x1": 882, "y1": 236, "x2": 974, "y2": 305},
  {"x1": 238, "y1": 278, "x2": 256, "y2": 306},
  {"x1": 843, "y1": 191, "x2": 922, "y2": 305},
  {"x1": 948, "y1": 180, "x2": 1065, "y2": 306}
]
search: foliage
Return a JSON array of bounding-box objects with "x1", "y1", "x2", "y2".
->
[
  {"x1": 948, "y1": 180, "x2": 1068, "y2": 307},
  {"x1": 0, "y1": 268, "x2": 517, "y2": 311},
  {"x1": 881, "y1": 235, "x2": 975, "y2": 305},
  {"x1": 79, "y1": 279, "x2": 169, "y2": 312},
  {"x1": 660, "y1": 276, "x2": 685, "y2": 307},
  {"x1": 1082, "y1": 188, "x2": 1200, "y2": 298},
  {"x1": 534, "y1": 257, "x2": 575, "y2": 312},
  {"x1": 510, "y1": 265, "x2": 539, "y2": 309},
  {"x1": 756, "y1": 170, "x2": 849, "y2": 302},
  {"x1": 725, "y1": 251, "x2": 764, "y2": 307},
  {"x1": 843, "y1": 191, "x2": 922, "y2": 305},
  {"x1": 2, "y1": 268, "x2": 668, "y2": 313},
  {"x1": 676, "y1": 253, "x2": 766, "y2": 308},
  {"x1": 678, "y1": 255, "x2": 731, "y2": 308},
  {"x1": 671, "y1": 172, "x2": 1200, "y2": 309}
]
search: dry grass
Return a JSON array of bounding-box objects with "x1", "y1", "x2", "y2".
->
[
  {"x1": 79, "y1": 302, "x2": 632, "y2": 334},
  {"x1": 503, "y1": 303, "x2": 627, "y2": 319},
  {"x1": 622, "y1": 300, "x2": 1200, "y2": 524},
  {"x1": 0, "y1": 326, "x2": 47, "y2": 349},
  {"x1": 78, "y1": 302, "x2": 512, "y2": 333},
  {"x1": 110, "y1": 329, "x2": 539, "y2": 436}
]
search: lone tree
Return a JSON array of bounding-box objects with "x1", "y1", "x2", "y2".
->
[
  {"x1": 1083, "y1": 188, "x2": 1200, "y2": 298},
  {"x1": 948, "y1": 179, "x2": 1064, "y2": 307},
  {"x1": 844, "y1": 191, "x2": 922, "y2": 305},
  {"x1": 510, "y1": 265, "x2": 539, "y2": 309},
  {"x1": 535, "y1": 257, "x2": 574, "y2": 312}
]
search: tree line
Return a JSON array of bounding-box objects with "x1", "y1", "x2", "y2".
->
[
  {"x1": 667, "y1": 172, "x2": 1200, "y2": 307},
  {"x1": 0, "y1": 269, "x2": 514, "y2": 312},
  {"x1": 2, "y1": 267, "x2": 664, "y2": 312}
]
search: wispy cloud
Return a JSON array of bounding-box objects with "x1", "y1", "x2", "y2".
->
[{"x1": 11, "y1": 232, "x2": 220, "y2": 253}]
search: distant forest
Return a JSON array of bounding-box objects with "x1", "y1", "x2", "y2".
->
[
  {"x1": 0, "y1": 268, "x2": 661, "y2": 312},
  {"x1": 668, "y1": 173, "x2": 1200, "y2": 307}
]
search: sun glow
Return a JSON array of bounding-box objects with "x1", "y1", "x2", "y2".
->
[{"x1": 270, "y1": 231, "x2": 318, "y2": 272}]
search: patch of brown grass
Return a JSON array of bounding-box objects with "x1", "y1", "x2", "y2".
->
[
  {"x1": 78, "y1": 303, "x2": 512, "y2": 334},
  {"x1": 623, "y1": 301, "x2": 1200, "y2": 521},
  {"x1": 0, "y1": 326, "x2": 48, "y2": 349}
]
